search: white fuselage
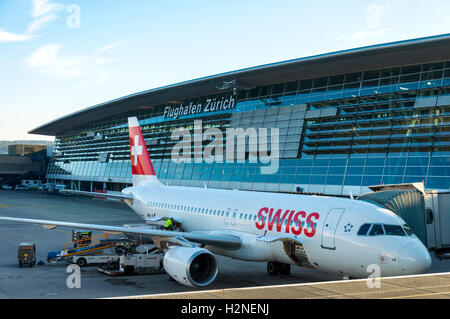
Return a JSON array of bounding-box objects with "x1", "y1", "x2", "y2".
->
[{"x1": 123, "y1": 183, "x2": 431, "y2": 278}]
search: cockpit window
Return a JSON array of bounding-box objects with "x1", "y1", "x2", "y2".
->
[
  {"x1": 369, "y1": 224, "x2": 385, "y2": 236},
  {"x1": 384, "y1": 224, "x2": 406, "y2": 236},
  {"x1": 402, "y1": 224, "x2": 414, "y2": 236},
  {"x1": 357, "y1": 223, "x2": 371, "y2": 235},
  {"x1": 358, "y1": 223, "x2": 412, "y2": 237}
]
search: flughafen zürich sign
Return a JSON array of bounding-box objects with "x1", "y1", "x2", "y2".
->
[{"x1": 163, "y1": 95, "x2": 236, "y2": 119}]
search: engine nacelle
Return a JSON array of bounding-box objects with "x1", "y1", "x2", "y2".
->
[{"x1": 163, "y1": 247, "x2": 218, "y2": 287}]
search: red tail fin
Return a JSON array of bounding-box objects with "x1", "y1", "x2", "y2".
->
[{"x1": 128, "y1": 117, "x2": 159, "y2": 186}]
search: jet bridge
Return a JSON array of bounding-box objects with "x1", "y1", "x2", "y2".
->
[{"x1": 357, "y1": 183, "x2": 427, "y2": 246}]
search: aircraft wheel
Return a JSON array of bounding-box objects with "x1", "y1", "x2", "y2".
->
[
  {"x1": 267, "y1": 262, "x2": 279, "y2": 275},
  {"x1": 76, "y1": 258, "x2": 87, "y2": 267}
]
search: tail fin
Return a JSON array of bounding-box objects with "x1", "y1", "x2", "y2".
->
[{"x1": 128, "y1": 117, "x2": 160, "y2": 186}]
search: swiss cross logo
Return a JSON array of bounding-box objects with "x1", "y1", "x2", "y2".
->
[{"x1": 131, "y1": 135, "x2": 143, "y2": 166}]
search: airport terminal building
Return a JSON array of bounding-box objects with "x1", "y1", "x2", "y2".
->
[{"x1": 31, "y1": 34, "x2": 450, "y2": 196}]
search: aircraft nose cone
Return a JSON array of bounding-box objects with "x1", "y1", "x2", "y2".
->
[{"x1": 398, "y1": 242, "x2": 432, "y2": 275}]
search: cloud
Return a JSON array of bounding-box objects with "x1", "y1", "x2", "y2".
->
[
  {"x1": 31, "y1": 0, "x2": 64, "y2": 18},
  {"x1": 27, "y1": 14, "x2": 59, "y2": 34},
  {"x1": 96, "y1": 41, "x2": 129, "y2": 54},
  {"x1": 351, "y1": 28, "x2": 390, "y2": 40},
  {"x1": 27, "y1": 43, "x2": 118, "y2": 80},
  {"x1": 0, "y1": 0, "x2": 63, "y2": 43},
  {"x1": 27, "y1": 43, "x2": 62, "y2": 67},
  {"x1": 28, "y1": 0, "x2": 63, "y2": 33},
  {"x1": 0, "y1": 29, "x2": 33, "y2": 42}
]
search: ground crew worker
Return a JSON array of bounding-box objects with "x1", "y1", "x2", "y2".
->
[{"x1": 164, "y1": 218, "x2": 174, "y2": 230}]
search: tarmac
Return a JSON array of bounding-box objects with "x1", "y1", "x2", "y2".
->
[
  {"x1": 124, "y1": 272, "x2": 450, "y2": 299},
  {"x1": 0, "y1": 190, "x2": 449, "y2": 299}
]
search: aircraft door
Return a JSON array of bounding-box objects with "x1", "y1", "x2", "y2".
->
[{"x1": 321, "y1": 208, "x2": 345, "y2": 250}]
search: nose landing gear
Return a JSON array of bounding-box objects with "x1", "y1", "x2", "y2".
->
[{"x1": 267, "y1": 262, "x2": 291, "y2": 276}]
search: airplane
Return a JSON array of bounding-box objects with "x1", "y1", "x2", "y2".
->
[{"x1": 0, "y1": 117, "x2": 432, "y2": 287}]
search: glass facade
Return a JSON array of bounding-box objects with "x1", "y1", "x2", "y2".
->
[{"x1": 47, "y1": 60, "x2": 450, "y2": 194}]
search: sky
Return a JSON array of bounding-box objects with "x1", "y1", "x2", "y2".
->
[{"x1": 0, "y1": 0, "x2": 449, "y2": 141}]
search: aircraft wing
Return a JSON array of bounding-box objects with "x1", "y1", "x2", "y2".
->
[
  {"x1": 0, "y1": 217, "x2": 242, "y2": 249},
  {"x1": 60, "y1": 189, "x2": 133, "y2": 200}
]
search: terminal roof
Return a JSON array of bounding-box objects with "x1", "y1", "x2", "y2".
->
[{"x1": 30, "y1": 34, "x2": 450, "y2": 136}]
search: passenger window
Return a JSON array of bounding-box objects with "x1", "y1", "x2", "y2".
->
[
  {"x1": 384, "y1": 224, "x2": 406, "y2": 236},
  {"x1": 357, "y1": 223, "x2": 371, "y2": 236},
  {"x1": 369, "y1": 224, "x2": 385, "y2": 236}
]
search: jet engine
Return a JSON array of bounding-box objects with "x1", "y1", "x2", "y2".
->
[{"x1": 163, "y1": 246, "x2": 218, "y2": 287}]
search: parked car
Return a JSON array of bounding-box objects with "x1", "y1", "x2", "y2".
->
[
  {"x1": 1, "y1": 184, "x2": 13, "y2": 190},
  {"x1": 40, "y1": 183, "x2": 67, "y2": 194},
  {"x1": 15, "y1": 185, "x2": 30, "y2": 191}
]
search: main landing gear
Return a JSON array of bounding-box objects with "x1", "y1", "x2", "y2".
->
[{"x1": 267, "y1": 262, "x2": 291, "y2": 276}]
